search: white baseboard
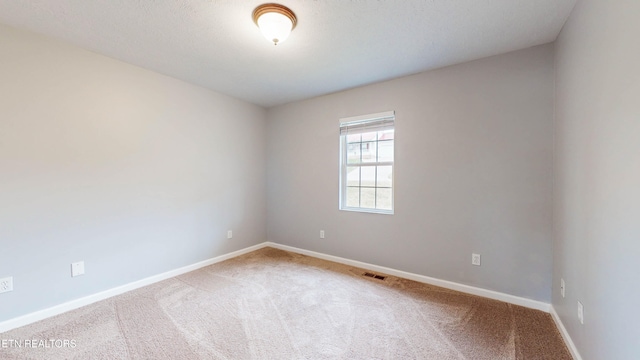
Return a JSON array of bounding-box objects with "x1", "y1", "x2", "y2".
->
[
  {"x1": 0, "y1": 243, "x2": 269, "y2": 333},
  {"x1": 550, "y1": 305, "x2": 583, "y2": 360},
  {"x1": 266, "y1": 242, "x2": 551, "y2": 312},
  {"x1": 1, "y1": 241, "x2": 555, "y2": 339},
  {"x1": 266, "y1": 243, "x2": 589, "y2": 357}
]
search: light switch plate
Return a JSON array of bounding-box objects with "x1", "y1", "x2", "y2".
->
[{"x1": 577, "y1": 301, "x2": 584, "y2": 324}]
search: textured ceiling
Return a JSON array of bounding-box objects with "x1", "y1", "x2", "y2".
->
[{"x1": 0, "y1": 0, "x2": 576, "y2": 107}]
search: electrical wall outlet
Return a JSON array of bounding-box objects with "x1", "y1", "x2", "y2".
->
[
  {"x1": 0, "y1": 277, "x2": 13, "y2": 293},
  {"x1": 577, "y1": 301, "x2": 584, "y2": 324},
  {"x1": 472, "y1": 253, "x2": 481, "y2": 266},
  {"x1": 320, "y1": 230, "x2": 325, "y2": 239},
  {"x1": 71, "y1": 261, "x2": 85, "y2": 277},
  {"x1": 560, "y1": 278, "x2": 566, "y2": 298},
  {"x1": 227, "y1": 230, "x2": 233, "y2": 239}
]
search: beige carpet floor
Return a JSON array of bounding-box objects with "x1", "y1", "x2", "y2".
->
[{"x1": 1, "y1": 247, "x2": 572, "y2": 359}]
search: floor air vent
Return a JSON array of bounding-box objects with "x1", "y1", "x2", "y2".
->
[{"x1": 363, "y1": 272, "x2": 387, "y2": 280}]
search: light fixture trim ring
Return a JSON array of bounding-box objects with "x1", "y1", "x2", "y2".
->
[{"x1": 252, "y1": 3, "x2": 297, "y2": 30}]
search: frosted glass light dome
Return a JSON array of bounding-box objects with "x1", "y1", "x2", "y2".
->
[
  {"x1": 253, "y1": 4, "x2": 297, "y2": 45},
  {"x1": 257, "y1": 12, "x2": 292, "y2": 45}
]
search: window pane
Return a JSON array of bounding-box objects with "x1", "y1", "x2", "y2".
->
[
  {"x1": 361, "y1": 142, "x2": 377, "y2": 163},
  {"x1": 347, "y1": 143, "x2": 361, "y2": 164},
  {"x1": 361, "y1": 166, "x2": 376, "y2": 187},
  {"x1": 376, "y1": 166, "x2": 392, "y2": 187},
  {"x1": 346, "y1": 167, "x2": 360, "y2": 186},
  {"x1": 361, "y1": 188, "x2": 376, "y2": 209},
  {"x1": 378, "y1": 140, "x2": 394, "y2": 162},
  {"x1": 378, "y1": 130, "x2": 394, "y2": 140},
  {"x1": 347, "y1": 134, "x2": 361, "y2": 143},
  {"x1": 361, "y1": 131, "x2": 376, "y2": 141},
  {"x1": 346, "y1": 187, "x2": 360, "y2": 207},
  {"x1": 340, "y1": 118, "x2": 394, "y2": 213},
  {"x1": 376, "y1": 188, "x2": 392, "y2": 210}
]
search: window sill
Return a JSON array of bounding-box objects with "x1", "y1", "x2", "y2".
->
[{"x1": 339, "y1": 207, "x2": 394, "y2": 215}]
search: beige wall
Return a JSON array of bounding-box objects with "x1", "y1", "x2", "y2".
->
[
  {"x1": 554, "y1": 0, "x2": 640, "y2": 358},
  {"x1": 0, "y1": 24, "x2": 267, "y2": 321},
  {"x1": 266, "y1": 44, "x2": 555, "y2": 302},
  {"x1": 10, "y1": 5, "x2": 640, "y2": 357}
]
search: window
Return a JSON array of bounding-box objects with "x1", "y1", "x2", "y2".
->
[{"x1": 339, "y1": 111, "x2": 395, "y2": 214}]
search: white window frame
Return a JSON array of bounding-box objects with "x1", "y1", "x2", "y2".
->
[{"x1": 339, "y1": 111, "x2": 395, "y2": 215}]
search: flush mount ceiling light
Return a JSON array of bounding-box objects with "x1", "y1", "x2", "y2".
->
[{"x1": 252, "y1": 3, "x2": 297, "y2": 45}]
